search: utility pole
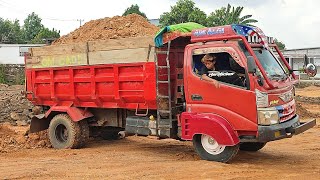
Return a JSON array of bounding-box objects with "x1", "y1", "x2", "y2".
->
[{"x1": 77, "y1": 19, "x2": 84, "y2": 27}]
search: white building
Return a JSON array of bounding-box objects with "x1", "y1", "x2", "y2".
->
[
  {"x1": 148, "y1": 19, "x2": 160, "y2": 26},
  {"x1": 282, "y1": 47, "x2": 320, "y2": 78},
  {"x1": 0, "y1": 44, "x2": 44, "y2": 64}
]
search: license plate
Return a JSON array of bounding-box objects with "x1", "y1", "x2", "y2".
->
[{"x1": 274, "y1": 131, "x2": 281, "y2": 138}]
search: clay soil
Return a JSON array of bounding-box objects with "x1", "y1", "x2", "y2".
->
[
  {"x1": 0, "y1": 85, "x2": 320, "y2": 179},
  {"x1": 52, "y1": 14, "x2": 160, "y2": 45}
]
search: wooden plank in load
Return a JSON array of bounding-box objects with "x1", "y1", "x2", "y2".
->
[
  {"x1": 88, "y1": 36, "x2": 154, "y2": 52},
  {"x1": 29, "y1": 43, "x2": 87, "y2": 56},
  {"x1": 25, "y1": 53, "x2": 88, "y2": 68},
  {"x1": 89, "y1": 47, "x2": 155, "y2": 65}
]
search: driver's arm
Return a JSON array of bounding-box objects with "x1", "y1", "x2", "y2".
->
[{"x1": 201, "y1": 74, "x2": 220, "y2": 88}]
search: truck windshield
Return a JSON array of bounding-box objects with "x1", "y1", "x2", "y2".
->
[{"x1": 252, "y1": 48, "x2": 287, "y2": 80}]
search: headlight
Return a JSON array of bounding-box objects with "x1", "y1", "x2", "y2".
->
[
  {"x1": 256, "y1": 89, "x2": 268, "y2": 108},
  {"x1": 258, "y1": 107, "x2": 279, "y2": 125}
]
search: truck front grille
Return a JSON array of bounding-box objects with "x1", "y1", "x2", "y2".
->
[{"x1": 276, "y1": 100, "x2": 296, "y2": 123}]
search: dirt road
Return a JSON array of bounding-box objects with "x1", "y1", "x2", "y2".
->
[
  {"x1": 0, "y1": 86, "x2": 319, "y2": 179},
  {"x1": 0, "y1": 127, "x2": 319, "y2": 179}
]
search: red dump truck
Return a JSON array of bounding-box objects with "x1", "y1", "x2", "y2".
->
[{"x1": 25, "y1": 24, "x2": 316, "y2": 162}]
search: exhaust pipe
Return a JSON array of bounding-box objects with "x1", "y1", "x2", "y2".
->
[{"x1": 118, "y1": 131, "x2": 127, "y2": 139}]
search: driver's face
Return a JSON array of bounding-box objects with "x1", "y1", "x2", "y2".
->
[{"x1": 204, "y1": 61, "x2": 215, "y2": 70}]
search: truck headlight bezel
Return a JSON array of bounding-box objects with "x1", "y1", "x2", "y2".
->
[
  {"x1": 257, "y1": 107, "x2": 280, "y2": 125},
  {"x1": 255, "y1": 89, "x2": 268, "y2": 108}
]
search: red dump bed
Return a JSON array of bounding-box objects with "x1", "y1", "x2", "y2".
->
[{"x1": 25, "y1": 62, "x2": 157, "y2": 110}]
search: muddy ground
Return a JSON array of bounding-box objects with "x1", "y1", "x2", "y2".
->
[{"x1": 0, "y1": 85, "x2": 319, "y2": 179}]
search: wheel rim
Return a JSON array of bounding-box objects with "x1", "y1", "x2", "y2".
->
[
  {"x1": 55, "y1": 124, "x2": 68, "y2": 143},
  {"x1": 201, "y1": 134, "x2": 226, "y2": 155}
]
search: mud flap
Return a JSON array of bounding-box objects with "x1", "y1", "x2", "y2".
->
[{"x1": 30, "y1": 114, "x2": 49, "y2": 133}]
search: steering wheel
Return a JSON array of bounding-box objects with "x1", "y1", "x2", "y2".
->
[{"x1": 218, "y1": 70, "x2": 245, "y2": 87}]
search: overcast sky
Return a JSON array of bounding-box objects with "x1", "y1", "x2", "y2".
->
[{"x1": 0, "y1": 0, "x2": 319, "y2": 49}]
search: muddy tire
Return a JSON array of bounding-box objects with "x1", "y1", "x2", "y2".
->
[
  {"x1": 48, "y1": 114, "x2": 82, "y2": 149},
  {"x1": 193, "y1": 134, "x2": 239, "y2": 163},
  {"x1": 78, "y1": 119, "x2": 90, "y2": 147},
  {"x1": 239, "y1": 142, "x2": 266, "y2": 151}
]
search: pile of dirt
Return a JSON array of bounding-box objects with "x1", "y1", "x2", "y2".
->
[
  {"x1": 0, "y1": 123, "x2": 50, "y2": 153},
  {"x1": 295, "y1": 82, "x2": 320, "y2": 88},
  {"x1": 0, "y1": 84, "x2": 34, "y2": 125},
  {"x1": 53, "y1": 14, "x2": 160, "y2": 45},
  {"x1": 296, "y1": 102, "x2": 320, "y2": 119},
  {"x1": 295, "y1": 95, "x2": 320, "y2": 104}
]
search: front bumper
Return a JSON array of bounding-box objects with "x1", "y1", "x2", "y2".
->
[
  {"x1": 256, "y1": 115, "x2": 316, "y2": 142},
  {"x1": 240, "y1": 115, "x2": 316, "y2": 143}
]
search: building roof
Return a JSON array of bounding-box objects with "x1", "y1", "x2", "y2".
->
[
  {"x1": 284, "y1": 47, "x2": 320, "y2": 51},
  {"x1": 148, "y1": 19, "x2": 160, "y2": 26},
  {"x1": 0, "y1": 44, "x2": 44, "y2": 47}
]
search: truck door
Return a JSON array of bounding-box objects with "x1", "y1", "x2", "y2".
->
[{"x1": 184, "y1": 44, "x2": 257, "y2": 131}]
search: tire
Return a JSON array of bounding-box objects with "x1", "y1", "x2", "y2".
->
[
  {"x1": 239, "y1": 142, "x2": 266, "y2": 151},
  {"x1": 193, "y1": 134, "x2": 239, "y2": 163},
  {"x1": 78, "y1": 119, "x2": 90, "y2": 147},
  {"x1": 48, "y1": 114, "x2": 82, "y2": 149}
]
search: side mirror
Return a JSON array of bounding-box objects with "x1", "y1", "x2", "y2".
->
[
  {"x1": 304, "y1": 63, "x2": 317, "y2": 77},
  {"x1": 247, "y1": 56, "x2": 257, "y2": 74}
]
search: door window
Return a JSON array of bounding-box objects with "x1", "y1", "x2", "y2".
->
[{"x1": 193, "y1": 51, "x2": 248, "y2": 88}]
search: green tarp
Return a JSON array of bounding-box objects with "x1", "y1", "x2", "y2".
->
[{"x1": 154, "y1": 22, "x2": 205, "y2": 47}]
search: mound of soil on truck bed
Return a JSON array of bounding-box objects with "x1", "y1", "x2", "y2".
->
[{"x1": 53, "y1": 14, "x2": 160, "y2": 45}]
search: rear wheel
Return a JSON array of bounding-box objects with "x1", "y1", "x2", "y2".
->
[
  {"x1": 48, "y1": 114, "x2": 82, "y2": 149},
  {"x1": 193, "y1": 134, "x2": 239, "y2": 163},
  {"x1": 239, "y1": 142, "x2": 266, "y2": 151}
]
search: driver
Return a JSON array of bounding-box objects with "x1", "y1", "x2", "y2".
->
[{"x1": 199, "y1": 54, "x2": 220, "y2": 88}]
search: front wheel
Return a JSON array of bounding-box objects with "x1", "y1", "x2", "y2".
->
[
  {"x1": 193, "y1": 134, "x2": 239, "y2": 163},
  {"x1": 239, "y1": 142, "x2": 266, "y2": 151}
]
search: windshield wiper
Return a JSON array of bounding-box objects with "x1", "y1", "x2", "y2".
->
[
  {"x1": 281, "y1": 74, "x2": 289, "y2": 81},
  {"x1": 270, "y1": 74, "x2": 287, "y2": 81},
  {"x1": 270, "y1": 74, "x2": 282, "y2": 79}
]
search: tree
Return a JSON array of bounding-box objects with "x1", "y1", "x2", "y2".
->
[
  {"x1": 123, "y1": 4, "x2": 147, "y2": 18},
  {"x1": 0, "y1": 18, "x2": 24, "y2": 44},
  {"x1": 31, "y1": 28, "x2": 60, "y2": 44},
  {"x1": 159, "y1": 0, "x2": 207, "y2": 26},
  {"x1": 23, "y1": 12, "x2": 61, "y2": 44},
  {"x1": 274, "y1": 39, "x2": 286, "y2": 50},
  {"x1": 23, "y1": 12, "x2": 44, "y2": 42},
  {"x1": 207, "y1": 4, "x2": 258, "y2": 27}
]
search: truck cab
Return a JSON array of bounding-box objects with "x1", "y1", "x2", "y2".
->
[{"x1": 169, "y1": 25, "x2": 316, "y2": 162}]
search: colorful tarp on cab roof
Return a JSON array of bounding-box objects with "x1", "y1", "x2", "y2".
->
[{"x1": 154, "y1": 22, "x2": 205, "y2": 47}]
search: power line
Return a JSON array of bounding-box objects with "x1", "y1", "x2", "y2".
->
[{"x1": 0, "y1": 0, "x2": 81, "y2": 22}]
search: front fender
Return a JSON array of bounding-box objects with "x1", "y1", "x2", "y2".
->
[{"x1": 180, "y1": 112, "x2": 239, "y2": 146}]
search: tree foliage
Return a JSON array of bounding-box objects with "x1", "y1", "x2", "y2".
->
[
  {"x1": 274, "y1": 39, "x2": 286, "y2": 50},
  {"x1": 23, "y1": 12, "x2": 44, "y2": 42},
  {"x1": 207, "y1": 4, "x2": 258, "y2": 27},
  {"x1": 159, "y1": 0, "x2": 206, "y2": 26},
  {"x1": 123, "y1": 4, "x2": 147, "y2": 18},
  {"x1": 0, "y1": 12, "x2": 60, "y2": 44},
  {"x1": 31, "y1": 28, "x2": 60, "y2": 44},
  {"x1": 0, "y1": 18, "x2": 24, "y2": 44}
]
